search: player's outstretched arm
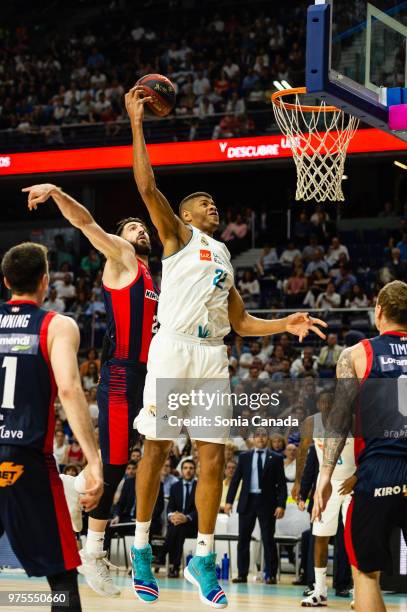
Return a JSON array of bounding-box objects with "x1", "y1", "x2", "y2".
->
[
  {"x1": 22, "y1": 184, "x2": 134, "y2": 263},
  {"x1": 125, "y1": 87, "x2": 191, "y2": 253},
  {"x1": 228, "y1": 286, "x2": 327, "y2": 341},
  {"x1": 48, "y1": 315, "x2": 103, "y2": 510},
  {"x1": 312, "y1": 347, "x2": 360, "y2": 521}
]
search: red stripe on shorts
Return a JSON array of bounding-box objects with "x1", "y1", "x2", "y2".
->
[
  {"x1": 344, "y1": 497, "x2": 358, "y2": 569},
  {"x1": 46, "y1": 456, "x2": 80, "y2": 570}
]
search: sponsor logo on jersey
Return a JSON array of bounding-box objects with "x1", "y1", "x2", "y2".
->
[
  {"x1": 11, "y1": 307, "x2": 20, "y2": 313},
  {"x1": 200, "y1": 235, "x2": 209, "y2": 246},
  {"x1": 380, "y1": 355, "x2": 407, "y2": 368},
  {"x1": 0, "y1": 462, "x2": 24, "y2": 487},
  {"x1": 145, "y1": 289, "x2": 159, "y2": 301},
  {"x1": 0, "y1": 426, "x2": 24, "y2": 441},
  {"x1": 200, "y1": 249, "x2": 212, "y2": 261},
  {"x1": 374, "y1": 484, "x2": 407, "y2": 497},
  {"x1": 213, "y1": 253, "x2": 223, "y2": 264},
  {"x1": 0, "y1": 334, "x2": 39, "y2": 355}
]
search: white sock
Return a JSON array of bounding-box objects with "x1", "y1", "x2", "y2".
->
[
  {"x1": 134, "y1": 520, "x2": 151, "y2": 549},
  {"x1": 86, "y1": 529, "x2": 105, "y2": 554},
  {"x1": 195, "y1": 532, "x2": 214, "y2": 557},
  {"x1": 315, "y1": 567, "x2": 327, "y2": 595}
]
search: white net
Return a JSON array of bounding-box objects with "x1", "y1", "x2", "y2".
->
[{"x1": 272, "y1": 91, "x2": 359, "y2": 202}]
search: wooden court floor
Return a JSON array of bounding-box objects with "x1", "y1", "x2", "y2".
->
[{"x1": 1, "y1": 573, "x2": 406, "y2": 611}]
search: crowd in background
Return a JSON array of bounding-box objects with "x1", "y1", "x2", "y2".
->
[{"x1": 0, "y1": 2, "x2": 307, "y2": 145}]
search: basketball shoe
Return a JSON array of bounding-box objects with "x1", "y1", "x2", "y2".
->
[
  {"x1": 301, "y1": 588, "x2": 328, "y2": 607},
  {"x1": 78, "y1": 549, "x2": 121, "y2": 597},
  {"x1": 130, "y1": 544, "x2": 159, "y2": 603},
  {"x1": 184, "y1": 553, "x2": 228, "y2": 608}
]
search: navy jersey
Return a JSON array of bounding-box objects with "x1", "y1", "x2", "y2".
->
[
  {"x1": 102, "y1": 260, "x2": 158, "y2": 365},
  {"x1": 0, "y1": 301, "x2": 57, "y2": 454},
  {"x1": 356, "y1": 332, "x2": 407, "y2": 463}
]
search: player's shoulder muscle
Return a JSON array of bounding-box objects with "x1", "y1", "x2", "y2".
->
[
  {"x1": 47, "y1": 314, "x2": 80, "y2": 352},
  {"x1": 336, "y1": 343, "x2": 366, "y2": 379}
]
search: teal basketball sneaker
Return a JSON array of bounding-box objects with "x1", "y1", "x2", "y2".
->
[
  {"x1": 184, "y1": 553, "x2": 228, "y2": 608},
  {"x1": 130, "y1": 544, "x2": 159, "y2": 604}
]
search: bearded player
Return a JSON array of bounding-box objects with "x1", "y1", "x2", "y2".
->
[
  {"x1": 125, "y1": 86, "x2": 328, "y2": 608},
  {"x1": 313, "y1": 281, "x2": 407, "y2": 612},
  {"x1": 23, "y1": 185, "x2": 158, "y2": 598}
]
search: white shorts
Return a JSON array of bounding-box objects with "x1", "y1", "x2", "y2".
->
[
  {"x1": 135, "y1": 330, "x2": 232, "y2": 444},
  {"x1": 312, "y1": 479, "x2": 352, "y2": 537}
]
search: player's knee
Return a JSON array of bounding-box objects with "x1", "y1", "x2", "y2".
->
[
  {"x1": 143, "y1": 440, "x2": 171, "y2": 466},
  {"x1": 46, "y1": 569, "x2": 81, "y2": 612},
  {"x1": 353, "y1": 567, "x2": 380, "y2": 582},
  {"x1": 88, "y1": 463, "x2": 126, "y2": 520}
]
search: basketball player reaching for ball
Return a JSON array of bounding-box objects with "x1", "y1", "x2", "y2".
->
[
  {"x1": 23, "y1": 184, "x2": 158, "y2": 597},
  {"x1": 0, "y1": 243, "x2": 103, "y2": 612},
  {"x1": 291, "y1": 390, "x2": 355, "y2": 607},
  {"x1": 313, "y1": 280, "x2": 407, "y2": 612},
  {"x1": 125, "y1": 86, "x2": 327, "y2": 608}
]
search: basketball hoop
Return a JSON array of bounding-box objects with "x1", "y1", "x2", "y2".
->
[{"x1": 271, "y1": 87, "x2": 359, "y2": 202}]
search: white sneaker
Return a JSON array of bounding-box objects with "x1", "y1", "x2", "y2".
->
[
  {"x1": 301, "y1": 589, "x2": 328, "y2": 607},
  {"x1": 60, "y1": 474, "x2": 82, "y2": 533},
  {"x1": 78, "y1": 549, "x2": 121, "y2": 597}
]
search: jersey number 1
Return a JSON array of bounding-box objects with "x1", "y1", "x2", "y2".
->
[{"x1": 1, "y1": 356, "x2": 17, "y2": 409}]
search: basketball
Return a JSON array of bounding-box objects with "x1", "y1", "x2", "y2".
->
[{"x1": 136, "y1": 73, "x2": 176, "y2": 117}]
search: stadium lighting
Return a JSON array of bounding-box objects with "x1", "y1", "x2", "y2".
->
[
  {"x1": 281, "y1": 80, "x2": 293, "y2": 90},
  {"x1": 273, "y1": 80, "x2": 293, "y2": 91},
  {"x1": 394, "y1": 160, "x2": 407, "y2": 170},
  {"x1": 342, "y1": 174, "x2": 348, "y2": 180}
]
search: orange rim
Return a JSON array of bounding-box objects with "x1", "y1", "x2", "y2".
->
[{"x1": 271, "y1": 87, "x2": 340, "y2": 113}]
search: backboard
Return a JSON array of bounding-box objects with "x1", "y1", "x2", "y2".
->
[{"x1": 306, "y1": 0, "x2": 407, "y2": 140}]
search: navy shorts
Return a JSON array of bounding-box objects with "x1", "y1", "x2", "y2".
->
[
  {"x1": 97, "y1": 360, "x2": 146, "y2": 465},
  {"x1": 345, "y1": 456, "x2": 407, "y2": 574},
  {"x1": 0, "y1": 445, "x2": 80, "y2": 577}
]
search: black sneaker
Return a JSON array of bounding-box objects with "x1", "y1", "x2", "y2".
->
[
  {"x1": 232, "y1": 576, "x2": 247, "y2": 583},
  {"x1": 335, "y1": 588, "x2": 351, "y2": 597}
]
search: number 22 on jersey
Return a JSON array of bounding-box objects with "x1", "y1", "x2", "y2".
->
[{"x1": 213, "y1": 269, "x2": 227, "y2": 290}]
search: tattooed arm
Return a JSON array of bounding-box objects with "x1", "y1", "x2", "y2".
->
[
  {"x1": 321, "y1": 347, "x2": 358, "y2": 476},
  {"x1": 312, "y1": 345, "x2": 362, "y2": 521}
]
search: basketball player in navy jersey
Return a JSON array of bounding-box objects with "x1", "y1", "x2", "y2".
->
[
  {"x1": 125, "y1": 86, "x2": 327, "y2": 608},
  {"x1": 23, "y1": 184, "x2": 158, "y2": 597},
  {"x1": 313, "y1": 280, "x2": 407, "y2": 611},
  {"x1": 0, "y1": 242, "x2": 103, "y2": 612}
]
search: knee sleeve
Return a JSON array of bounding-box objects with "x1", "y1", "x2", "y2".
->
[
  {"x1": 88, "y1": 463, "x2": 126, "y2": 520},
  {"x1": 46, "y1": 569, "x2": 81, "y2": 612}
]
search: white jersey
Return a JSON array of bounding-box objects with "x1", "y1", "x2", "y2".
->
[
  {"x1": 312, "y1": 412, "x2": 356, "y2": 480},
  {"x1": 157, "y1": 225, "x2": 234, "y2": 340}
]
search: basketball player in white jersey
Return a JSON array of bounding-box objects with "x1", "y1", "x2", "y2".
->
[
  {"x1": 293, "y1": 390, "x2": 355, "y2": 607},
  {"x1": 125, "y1": 86, "x2": 327, "y2": 608}
]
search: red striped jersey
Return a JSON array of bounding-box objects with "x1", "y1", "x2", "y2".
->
[
  {"x1": 102, "y1": 260, "x2": 158, "y2": 364},
  {"x1": 0, "y1": 301, "x2": 57, "y2": 454}
]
